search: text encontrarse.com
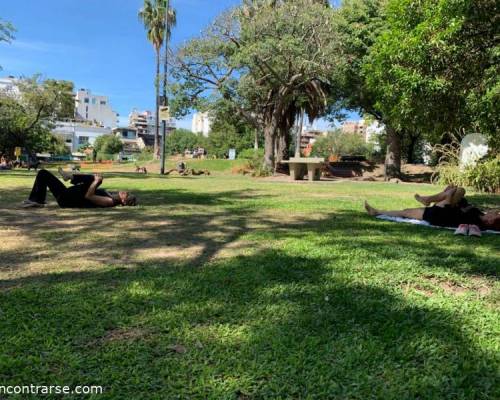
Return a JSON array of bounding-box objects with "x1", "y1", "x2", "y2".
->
[{"x1": 0, "y1": 385, "x2": 103, "y2": 396}]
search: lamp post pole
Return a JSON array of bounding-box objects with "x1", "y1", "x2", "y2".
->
[{"x1": 160, "y1": 0, "x2": 170, "y2": 175}]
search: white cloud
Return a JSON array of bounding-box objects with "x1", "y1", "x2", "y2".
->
[{"x1": 11, "y1": 40, "x2": 84, "y2": 54}]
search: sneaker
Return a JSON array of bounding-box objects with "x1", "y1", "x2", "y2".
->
[
  {"x1": 20, "y1": 199, "x2": 45, "y2": 208},
  {"x1": 468, "y1": 225, "x2": 482, "y2": 237},
  {"x1": 454, "y1": 224, "x2": 468, "y2": 236}
]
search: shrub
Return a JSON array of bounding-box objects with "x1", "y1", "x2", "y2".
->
[
  {"x1": 166, "y1": 129, "x2": 207, "y2": 155},
  {"x1": 137, "y1": 147, "x2": 154, "y2": 162},
  {"x1": 310, "y1": 130, "x2": 374, "y2": 159},
  {"x1": 463, "y1": 156, "x2": 500, "y2": 193},
  {"x1": 94, "y1": 135, "x2": 123, "y2": 155},
  {"x1": 433, "y1": 154, "x2": 500, "y2": 193},
  {"x1": 96, "y1": 152, "x2": 116, "y2": 162},
  {"x1": 233, "y1": 148, "x2": 271, "y2": 177},
  {"x1": 238, "y1": 148, "x2": 264, "y2": 159},
  {"x1": 431, "y1": 132, "x2": 500, "y2": 192}
]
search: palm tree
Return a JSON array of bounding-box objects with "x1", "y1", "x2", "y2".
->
[{"x1": 139, "y1": 0, "x2": 176, "y2": 159}]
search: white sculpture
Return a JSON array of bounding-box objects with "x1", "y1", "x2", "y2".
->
[{"x1": 460, "y1": 133, "x2": 488, "y2": 169}]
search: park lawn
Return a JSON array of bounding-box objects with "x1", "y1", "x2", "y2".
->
[{"x1": 0, "y1": 168, "x2": 499, "y2": 399}]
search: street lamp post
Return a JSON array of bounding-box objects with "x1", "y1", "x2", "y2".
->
[{"x1": 160, "y1": 0, "x2": 170, "y2": 175}]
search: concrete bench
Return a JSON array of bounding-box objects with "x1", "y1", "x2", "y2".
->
[{"x1": 282, "y1": 157, "x2": 325, "y2": 181}]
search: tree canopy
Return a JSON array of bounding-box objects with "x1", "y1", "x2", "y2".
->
[
  {"x1": 0, "y1": 76, "x2": 75, "y2": 155},
  {"x1": 364, "y1": 0, "x2": 499, "y2": 150},
  {"x1": 171, "y1": 0, "x2": 340, "y2": 169},
  {"x1": 93, "y1": 135, "x2": 123, "y2": 155}
]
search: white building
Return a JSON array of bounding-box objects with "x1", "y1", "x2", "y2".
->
[
  {"x1": 0, "y1": 76, "x2": 20, "y2": 97},
  {"x1": 53, "y1": 121, "x2": 112, "y2": 153},
  {"x1": 75, "y1": 89, "x2": 119, "y2": 129},
  {"x1": 113, "y1": 127, "x2": 146, "y2": 160},
  {"x1": 192, "y1": 112, "x2": 212, "y2": 137}
]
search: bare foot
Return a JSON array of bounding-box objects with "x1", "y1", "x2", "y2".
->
[
  {"x1": 364, "y1": 201, "x2": 379, "y2": 216},
  {"x1": 414, "y1": 194, "x2": 430, "y2": 206},
  {"x1": 58, "y1": 167, "x2": 73, "y2": 182}
]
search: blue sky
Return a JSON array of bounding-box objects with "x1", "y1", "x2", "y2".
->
[{"x1": 0, "y1": 0, "x2": 355, "y2": 130}]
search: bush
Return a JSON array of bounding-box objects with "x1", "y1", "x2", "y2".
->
[
  {"x1": 207, "y1": 122, "x2": 256, "y2": 158},
  {"x1": 137, "y1": 147, "x2": 154, "y2": 162},
  {"x1": 238, "y1": 148, "x2": 264, "y2": 159},
  {"x1": 96, "y1": 152, "x2": 116, "y2": 162},
  {"x1": 463, "y1": 157, "x2": 500, "y2": 193},
  {"x1": 94, "y1": 135, "x2": 123, "y2": 155},
  {"x1": 431, "y1": 133, "x2": 500, "y2": 192},
  {"x1": 233, "y1": 148, "x2": 271, "y2": 177},
  {"x1": 246, "y1": 153, "x2": 271, "y2": 177},
  {"x1": 166, "y1": 129, "x2": 207, "y2": 155},
  {"x1": 310, "y1": 130, "x2": 374, "y2": 159},
  {"x1": 434, "y1": 156, "x2": 500, "y2": 193}
]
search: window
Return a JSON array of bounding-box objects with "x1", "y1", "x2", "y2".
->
[
  {"x1": 84, "y1": 98, "x2": 89, "y2": 103},
  {"x1": 78, "y1": 136, "x2": 89, "y2": 145},
  {"x1": 100, "y1": 100, "x2": 106, "y2": 105},
  {"x1": 92, "y1": 98, "x2": 96, "y2": 105}
]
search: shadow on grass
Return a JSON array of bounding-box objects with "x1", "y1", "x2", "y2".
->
[
  {"x1": 0, "y1": 249, "x2": 497, "y2": 398},
  {"x1": 466, "y1": 193, "x2": 500, "y2": 211},
  {"x1": 0, "y1": 184, "x2": 498, "y2": 397}
]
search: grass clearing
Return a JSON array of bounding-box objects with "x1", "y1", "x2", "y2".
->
[{"x1": 0, "y1": 168, "x2": 499, "y2": 399}]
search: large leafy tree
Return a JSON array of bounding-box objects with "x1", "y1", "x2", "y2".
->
[
  {"x1": 0, "y1": 77, "x2": 75, "y2": 155},
  {"x1": 139, "y1": 0, "x2": 176, "y2": 159},
  {"x1": 171, "y1": 0, "x2": 339, "y2": 170},
  {"x1": 94, "y1": 134, "x2": 123, "y2": 155},
  {"x1": 330, "y1": 0, "x2": 406, "y2": 177},
  {"x1": 165, "y1": 128, "x2": 207, "y2": 155},
  {"x1": 364, "y1": 0, "x2": 499, "y2": 152}
]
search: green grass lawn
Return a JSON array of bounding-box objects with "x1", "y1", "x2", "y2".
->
[{"x1": 0, "y1": 167, "x2": 499, "y2": 399}]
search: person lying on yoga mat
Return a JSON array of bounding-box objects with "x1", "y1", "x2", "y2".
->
[
  {"x1": 364, "y1": 185, "x2": 500, "y2": 235},
  {"x1": 21, "y1": 169, "x2": 137, "y2": 208}
]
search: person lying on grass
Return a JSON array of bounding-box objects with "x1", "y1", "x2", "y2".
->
[
  {"x1": 364, "y1": 185, "x2": 500, "y2": 236},
  {"x1": 21, "y1": 169, "x2": 137, "y2": 208},
  {"x1": 165, "y1": 161, "x2": 210, "y2": 176}
]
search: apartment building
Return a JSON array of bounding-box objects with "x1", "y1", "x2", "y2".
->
[
  {"x1": 192, "y1": 112, "x2": 212, "y2": 137},
  {"x1": 342, "y1": 120, "x2": 385, "y2": 143},
  {"x1": 75, "y1": 89, "x2": 119, "y2": 129}
]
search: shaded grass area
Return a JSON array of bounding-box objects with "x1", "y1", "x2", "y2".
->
[{"x1": 0, "y1": 171, "x2": 499, "y2": 399}]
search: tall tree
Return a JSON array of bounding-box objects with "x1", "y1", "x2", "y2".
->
[
  {"x1": 171, "y1": 0, "x2": 339, "y2": 170},
  {"x1": 331, "y1": 0, "x2": 405, "y2": 178},
  {"x1": 364, "y1": 0, "x2": 499, "y2": 152},
  {"x1": 139, "y1": 0, "x2": 176, "y2": 159},
  {"x1": 0, "y1": 76, "x2": 74, "y2": 155}
]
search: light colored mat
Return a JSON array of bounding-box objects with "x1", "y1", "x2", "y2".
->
[{"x1": 376, "y1": 215, "x2": 500, "y2": 235}]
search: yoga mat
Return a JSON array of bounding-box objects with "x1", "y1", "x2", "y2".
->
[{"x1": 376, "y1": 215, "x2": 500, "y2": 235}]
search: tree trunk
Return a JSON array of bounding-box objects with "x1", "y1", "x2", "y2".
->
[
  {"x1": 254, "y1": 129, "x2": 259, "y2": 150},
  {"x1": 276, "y1": 127, "x2": 291, "y2": 165},
  {"x1": 407, "y1": 136, "x2": 415, "y2": 164},
  {"x1": 384, "y1": 126, "x2": 401, "y2": 179},
  {"x1": 406, "y1": 132, "x2": 421, "y2": 164},
  {"x1": 295, "y1": 108, "x2": 305, "y2": 157},
  {"x1": 263, "y1": 125, "x2": 276, "y2": 170},
  {"x1": 154, "y1": 50, "x2": 161, "y2": 160}
]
